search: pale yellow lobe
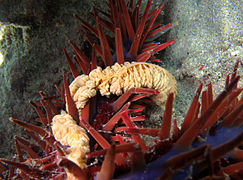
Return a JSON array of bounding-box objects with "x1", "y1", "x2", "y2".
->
[
  {"x1": 69, "y1": 75, "x2": 89, "y2": 97},
  {"x1": 52, "y1": 111, "x2": 90, "y2": 169},
  {"x1": 69, "y1": 62, "x2": 177, "y2": 113}
]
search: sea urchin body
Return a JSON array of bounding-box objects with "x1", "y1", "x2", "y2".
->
[{"x1": 1, "y1": 0, "x2": 242, "y2": 180}]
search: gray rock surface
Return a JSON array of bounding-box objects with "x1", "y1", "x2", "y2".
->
[
  {"x1": 162, "y1": 0, "x2": 242, "y2": 123},
  {"x1": 0, "y1": 0, "x2": 103, "y2": 158}
]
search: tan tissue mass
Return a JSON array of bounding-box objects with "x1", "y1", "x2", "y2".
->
[
  {"x1": 52, "y1": 111, "x2": 90, "y2": 168},
  {"x1": 69, "y1": 62, "x2": 177, "y2": 112}
]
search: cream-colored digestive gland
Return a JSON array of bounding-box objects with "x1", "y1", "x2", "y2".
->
[
  {"x1": 70, "y1": 62, "x2": 177, "y2": 113},
  {"x1": 51, "y1": 61, "x2": 177, "y2": 170},
  {"x1": 52, "y1": 111, "x2": 90, "y2": 168}
]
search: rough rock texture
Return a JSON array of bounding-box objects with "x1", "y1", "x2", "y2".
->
[
  {"x1": 0, "y1": 0, "x2": 242, "y2": 159},
  {"x1": 0, "y1": 0, "x2": 103, "y2": 158},
  {"x1": 162, "y1": 0, "x2": 242, "y2": 123}
]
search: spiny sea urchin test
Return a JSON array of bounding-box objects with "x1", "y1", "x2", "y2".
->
[
  {"x1": 52, "y1": 61, "x2": 177, "y2": 176},
  {"x1": 51, "y1": 0, "x2": 177, "y2": 176},
  {"x1": 0, "y1": 0, "x2": 243, "y2": 180}
]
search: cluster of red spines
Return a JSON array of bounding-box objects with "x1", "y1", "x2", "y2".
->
[
  {"x1": 1, "y1": 58, "x2": 242, "y2": 179},
  {"x1": 86, "y1": 60, "x2": 243, "y2": 179},
  {"x1": 65, "y1": 0, "x2": 174, "y2": 77},
  {"x1": 0, "y1": 0, "x2": 243, "y2": 179},
  {"x1": 0, "y1": 93, "x2": 68, "y2": 179}
]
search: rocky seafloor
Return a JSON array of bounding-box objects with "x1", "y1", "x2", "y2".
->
[{"x1": 0, "y1": 0, "x2": 242, "y2": 159}]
